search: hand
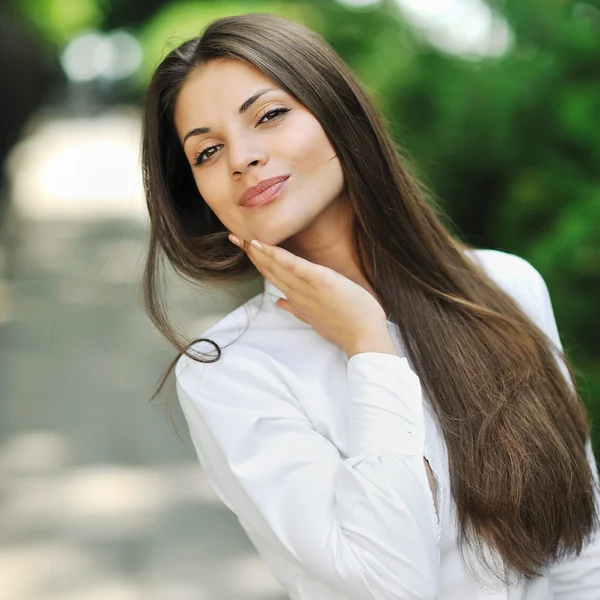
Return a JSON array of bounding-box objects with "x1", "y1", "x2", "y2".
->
[{"x1": 229, "y1": 235, "x2": 389, "y2": 353}]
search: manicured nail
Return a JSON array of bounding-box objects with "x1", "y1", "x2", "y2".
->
[
  {"x1": 228, "y1": 234, "x2": 241, "y2": 246},
  {"x1": 250, "y1": 239, "x2": 263, "y2": 251}
]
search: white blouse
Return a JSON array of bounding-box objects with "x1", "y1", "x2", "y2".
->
[{"x1": 175, "y1": 248, "x2": 600, "y2": 599}]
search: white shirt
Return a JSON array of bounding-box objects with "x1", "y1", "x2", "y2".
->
[{"x1": 175, "y1": 248, "x2": 600, "y2": 599}]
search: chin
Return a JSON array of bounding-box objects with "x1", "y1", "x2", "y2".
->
[
  {"x1": 250, "y1": 209, "x2": 306, "y2": 248},
  {"x1": 249, "y1": 195, "x2": 327, "y2": 249}
]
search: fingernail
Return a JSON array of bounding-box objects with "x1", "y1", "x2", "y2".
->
[
  {"x1": 228, "y1": 234, "x2": 241, "y2": 246},
  {"x1": 250, "y1": 239, "x2": 263, "y2": 251}
]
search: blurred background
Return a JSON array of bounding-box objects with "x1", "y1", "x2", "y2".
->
[{"x1": 0, "y1": 0, "x2": 598, "y2": 598}]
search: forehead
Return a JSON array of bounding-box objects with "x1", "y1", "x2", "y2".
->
[{"x1": 174, "y1": 59, "x2": 280, "y2": 131}]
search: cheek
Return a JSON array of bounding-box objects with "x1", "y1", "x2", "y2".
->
[
  {"x1": 194, "y1": 172, "x2": 227, "y2": 219},
  {"x1": 283, "y1": 114, "x2": 335, "y2": 169},
  {"x1": 282, "y1": 120, "x2": 343, "y2": 201},
  {"x1": 290, "y1": 118, "x2": 343, "y2": 196}
]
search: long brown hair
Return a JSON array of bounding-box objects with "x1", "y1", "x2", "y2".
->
[{"x1": 140, "y1": 12, "x2": 598, "y2": 584}]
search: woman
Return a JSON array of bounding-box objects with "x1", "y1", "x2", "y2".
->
[{"x1": 141, "y1": 12, "x2": 600, "y2": 599}]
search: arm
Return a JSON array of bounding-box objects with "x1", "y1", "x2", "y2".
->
[
  {"x1": 511, "y1": 257, "x2": 600, "y2": 597},
  {"x1": 176, "y1": 343, "x2": 440, "y2": 600},
  {"x1": 346, "y1": 330, "x2": 439, "y2": 520}
]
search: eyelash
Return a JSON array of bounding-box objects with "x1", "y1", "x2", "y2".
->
[{"x1": 193, "y1": 107, "x2": 290, "y2": 167}]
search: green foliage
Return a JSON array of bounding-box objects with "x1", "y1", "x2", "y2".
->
[
  {"x1": 15, "y1": 0, "x2": 107, "y2": 45},
  {"x1": 317, "y1": 0, "x2": 600, "y2": 433},
  {"x1": 136, "y1": 1, "x2": 318, "y2": 86},
  {"x1": 14, "y1": 0, "x2": 600, "y2": 441}
]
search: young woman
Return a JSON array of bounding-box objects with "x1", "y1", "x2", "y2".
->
[{"x1": 141, "y1": 12, "x2": 600, "y2": 599}]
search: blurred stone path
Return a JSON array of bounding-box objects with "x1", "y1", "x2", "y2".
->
[{"x1": 0, "y1": 140, "x2": 287, "y2": 598}]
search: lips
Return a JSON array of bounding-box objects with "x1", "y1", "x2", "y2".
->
[{"x1": 240, "y1": 175, "x2": 290, "y2": 206}]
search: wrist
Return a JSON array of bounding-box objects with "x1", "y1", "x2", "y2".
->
[{"x1": 345, "y1": 329, "x2": 400, "y2": 360}]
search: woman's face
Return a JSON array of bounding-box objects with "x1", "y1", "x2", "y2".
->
[{"x1": 173, "y1": 58, "x2": 346, "y2": 247}]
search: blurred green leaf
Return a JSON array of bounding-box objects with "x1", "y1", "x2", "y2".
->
[{"x1": 16, "y1": 0, "x2": 106, "y2": 44}]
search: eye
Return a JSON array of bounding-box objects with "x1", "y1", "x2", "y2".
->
[
  {"x1": 193, "y1": 143, "x2": 222, "y2": 167},
  {"x1": 192, "y1": 107, "x2": 290, "y2": 167},
  {"x1": 256, "y1": 106, "x2": 290, "y2": 125}
]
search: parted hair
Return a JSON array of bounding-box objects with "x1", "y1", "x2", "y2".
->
[{"x1": 140, "y1": 12, "x2": 598, "y2": 584}]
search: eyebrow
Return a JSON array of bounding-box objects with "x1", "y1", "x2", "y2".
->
[{"x1": 182, "y1": 88, "x2": 278, "y2": 146}]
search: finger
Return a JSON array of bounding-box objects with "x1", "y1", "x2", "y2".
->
[
  {"x1": 246, "y1": 240, "x2": 315, "y2": 290},
  {"x1": 237, "y1": 239, "x2": 289, "y2": 293},
  {"x1": 231, "y1": 235, "x2": 301, "y2": 277},
  {"x1": 246, "y1": 244, "x2": 296, "y2": 296},
  {"x1": 276, "y1": 298, "x2": 309, "y2": 323}
]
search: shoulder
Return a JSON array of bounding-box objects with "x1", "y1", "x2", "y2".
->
[
  {"x1": 174, "y1": 292, "x2": 263, "y2": 388},
  {"x1": 174, "y1": 293, "x2": 303, "y2": 413},
  {"x1": 466, "y1": 248, "x2": 550, "y2": 319},
  {"x1": 466, "y1": 248, "x2": 562, "y2": 350},
  {"x1": 175, "y1": 281, "x2": 329, "y2": 402},
  {"x1": 467, "y1": 248, "x2": 546, "y2": 290}
]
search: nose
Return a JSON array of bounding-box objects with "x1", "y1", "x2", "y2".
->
[{"x1": 230, "y1": 138, "x2": 267, "y2": 177}]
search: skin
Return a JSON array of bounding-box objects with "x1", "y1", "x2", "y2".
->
[
  {"x1": 173, "y1": 58, "x2": 379, "y2": 301},
  {"x1": 173, "y1": 58, "x2": 438, "y2": 512}
]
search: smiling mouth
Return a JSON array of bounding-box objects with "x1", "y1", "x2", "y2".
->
[{"x1": 241, "y1": 177, "x2": 289, "y2": 208}]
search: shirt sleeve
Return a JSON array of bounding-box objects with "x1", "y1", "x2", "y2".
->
[
  {"x1": 520, "y1": 261, "x2": 600, "y2": 598},
  {"x1": 176, "y1": 346, "x2": 440, "y2": 600}
]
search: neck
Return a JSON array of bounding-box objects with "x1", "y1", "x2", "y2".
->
[{"x1": 279, "y1": 197, "x2": 382, "y2": 307}]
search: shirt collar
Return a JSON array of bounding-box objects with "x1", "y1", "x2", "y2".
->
[
  {"x1": 263, "y1": 277, "x2": 288, "y2": 300},
  {"x1": 263, "y1": 277, "x2": 404, "y2": 352},
  {"x1": 262, "y1": 276, "x2": 397, "y2": 331}
]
